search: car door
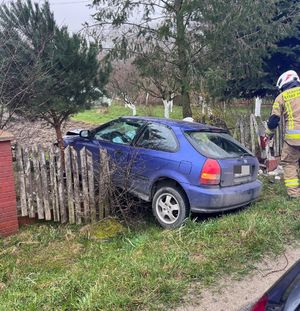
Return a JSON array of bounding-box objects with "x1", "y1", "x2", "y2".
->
[
  {"x1": 72, "y1": 119, "x2": 145, "y2": 186},
  {"x1": 91, "y1": 119, "x2": 145, "y2": 186},
  {"x1": 130, "y1": 122, "x2": 180, "y2": 200}
]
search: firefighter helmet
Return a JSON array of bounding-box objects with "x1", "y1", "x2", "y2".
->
[{"x1": 276, "y1": 70, "x2": 300, "y2": 90}]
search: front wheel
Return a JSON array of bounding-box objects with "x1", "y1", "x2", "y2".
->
[{"x1": 152, "y1": 186, "x2": 189, "y2": 229}]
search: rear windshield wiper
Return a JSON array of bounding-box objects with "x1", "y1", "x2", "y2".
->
[{"x1": 240, "y1": 152, "x2": 251, "y2": 157}]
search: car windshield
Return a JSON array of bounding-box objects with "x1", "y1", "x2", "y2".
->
[
  {"x1": 186, "y1": 131, "x2": 251, "y2": 159},
  {"x1": 94, "y1": 120, "x2": 144, "y2": 144}
]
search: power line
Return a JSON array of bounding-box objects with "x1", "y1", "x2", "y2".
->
[{"x1": 49, "y1": 0, "x2": 91, "y2": 6}]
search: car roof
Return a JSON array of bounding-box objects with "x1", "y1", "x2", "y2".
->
[{"x1": 120, "y1": 116, "x2": 225, "y2": 132}]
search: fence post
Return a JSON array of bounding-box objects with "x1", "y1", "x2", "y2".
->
[
  {"x1": 99, "y1": 149, "x2": 111, "y2": 218},
  {"x1": 16, "y1": 144, "x2": 28, "y2": 216},
  {"x1": 0, "y1": 131, "x2": 19, "y2": 236},
  {"x1": 250, "y1": 114, "x2": 256, "y2": 154}
]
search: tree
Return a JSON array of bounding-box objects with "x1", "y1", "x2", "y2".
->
[
  {"x1": 0, "y1": 0, "x2": 111, "y2": 150},
  {"x1": 91, "y1": 0, "x2": 291, "y2": 117},
  {"x1": 0, "y1": 5, "x2": 48, "y2": 129},
  {"x1": 262, "y1": 1, "x2": 300, "y2": 96},
  {"x1": 108, "y1": 61, "x2": 140, "y2": 116},
  {"x1": 134, "y1": 48, "x2": 179, "y2": 118},
  {"x1": 204, "y1": 0, "x2": 300, "y2": 99}
]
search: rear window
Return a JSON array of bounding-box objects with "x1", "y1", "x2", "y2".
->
[{"x1": 186, "y1": 131, "x2": 251, "y2": 159}]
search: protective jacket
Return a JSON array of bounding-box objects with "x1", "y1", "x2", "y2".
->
[{"x1": 268, "y1": 83, "x2": 300, "y2": 146}]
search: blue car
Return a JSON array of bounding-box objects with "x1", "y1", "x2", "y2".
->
[
  {"x1": 64, "y1": 116, "x2": 262, "y2": 228},
  {"x1": 250, "y1": 260, "x2": 300, "y2": 311}
]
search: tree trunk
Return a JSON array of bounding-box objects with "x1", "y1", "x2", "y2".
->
[
  {"x1": 163, "y1": 99, "x2": 173, "y2": 118},
  {"x1": 175, "y1": 0, "x2": 192, "y2": 118},
  {"x1": 125, "y1": 103, "x2": 136, "y2": 116},
  {"x1": 181, "y1": 91, "x2": 192, "y2": 118},
  {"x1": 132, "y1": 105, "x2": 136, "y2": 116},
  {"x1": 255, "y1": 97, "x2": 262, "y2": 117},
  {"x1": 54, "y1": 123, "x2": 65, "y2": 164}
]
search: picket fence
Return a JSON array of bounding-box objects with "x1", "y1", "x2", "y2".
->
[
  {"x1": 15, "y1": 145, "x2": 111, "y2": 224},
  {"x1": 232, "y1": 113, "x2": 284, "y2": 157}
]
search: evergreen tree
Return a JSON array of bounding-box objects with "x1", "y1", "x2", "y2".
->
[
  {"x1": 0, "y1": 0, "x2": 111, "y2": 148},
  {"x1": 205, "y1": 0, "x2": 300, "y2": 99},
  {"x1": 262, "y1": 9, "x2": 300, "y2": 96},
  {"x1": 0, "y1": 2, "x2": 44, "y2": 128}
]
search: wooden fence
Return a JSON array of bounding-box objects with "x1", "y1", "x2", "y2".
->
[
  {"x1": 233, "y1": 113, "x2": 284, "y2": 157},
  {"x1": 15, "y1": 145, "x2": 111, "y2": 224}
]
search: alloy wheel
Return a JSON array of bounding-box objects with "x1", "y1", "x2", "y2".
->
[{"x1": 155, "y1": 193, "x2": 180, "y2": 225}]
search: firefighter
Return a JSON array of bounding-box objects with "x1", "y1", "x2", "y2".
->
[{"x1": 266, "y1": 70, "x2": 300, "y2": 198}]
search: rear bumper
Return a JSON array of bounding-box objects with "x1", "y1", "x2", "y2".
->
[{"x1": 184, "y1": 180, "x2": 262, "y2": 213}]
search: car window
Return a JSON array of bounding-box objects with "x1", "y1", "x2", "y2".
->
[
  {"x1": 94, "y1": 120, "x2": 144, "y2": 145},
  {"x1": 136, "y1": 123, "x2": 178, "y2": 152},
  {"x1": 186, "y1": 131, "x2": 251, "y2": 159}
]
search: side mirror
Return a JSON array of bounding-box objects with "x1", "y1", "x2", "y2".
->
[{"x1": 79, "y1": 130, "x2": 91, "y2": 139}]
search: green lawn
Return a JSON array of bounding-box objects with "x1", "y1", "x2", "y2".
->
[
  {"x1": 71, "y1": 103, "x2": 272, "y2": 130},
  {"x1": 1, "y1": 179, "x2": 300, "y2": 310},
  {"x1": 71, "y1": 104, "x2": 183, "y2": 125}
]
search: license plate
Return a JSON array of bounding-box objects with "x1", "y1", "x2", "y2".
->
[{"x1": 234, "y1": 165, "x2": 250, "y2": 177}]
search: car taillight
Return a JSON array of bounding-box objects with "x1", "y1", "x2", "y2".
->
[
  {"x1": 251, "y1": 295, "x2": 268, "y2": 311},
  {"x1": 200, "y1": 159, "x2": 221, "y2": 185}
]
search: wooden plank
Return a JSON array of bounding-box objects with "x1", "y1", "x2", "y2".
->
[
  {"x1": 71, "y1": 147, "x2": 82, "y2": 224},
  {"x1": 98, "y1": 151, "x2": 104, "y2": 220},
  {"x1": 87, "y1": 150, "x2": 96, "y2": 223},
  {"x1": 39, "y1": 145, "x2": 51, "y2": 220},
  {"x1": 16, "y1": 144, "x2": 28, "y2": 216},
  {"x1": 32, "y1": 145, "x2": 44, "y2": 219},
  {"x1": 244, "y1": 119, "x2": 250, "y2": 149},
  {"x1": 250, "y1": 114, "x2": 256, "y2": 154},
  {"x1": 49, "y1": 145, "x2": 60, "y2": 222},
  {"x1": 240, "y1": 119, "x2": 245, "y2": 146},
  {"x1": 23, "y1": 147, "x2": 35, "y2": 218},
  {"x1": 233, "y1": 120, "x2": 239, "y2": 140},
  {"x1": 99, "y1": 149, "x2": 111, "y2": 218},
  {"x1": 64, "y1": 146, "x2": 75, "y2": 224},
  {"x1": 57, "y1": 146, "x2": 67, "y2": 223},
  {"x1": 251, "y1": 115, "x2": 262, "y2": 153},
  {"x1": 80, "y1": 147, "x2": 90, "y2": 222}
]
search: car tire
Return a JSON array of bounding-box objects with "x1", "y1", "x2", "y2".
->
[{"x1": 152, "y1": 185, "x2": 190, "y2": 229}]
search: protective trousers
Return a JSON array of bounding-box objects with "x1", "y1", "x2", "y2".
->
[{"x1": 281, "y1": 142, "x2": 300, "y2": 197}]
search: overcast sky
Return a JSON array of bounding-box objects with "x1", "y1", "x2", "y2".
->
[{"x1": 47, "y1": 0, "x2": 96, "y2": 33}]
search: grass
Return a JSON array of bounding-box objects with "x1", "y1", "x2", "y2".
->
[
  {"x1": 71, "y1": 104, "x2": 183, "y2": 125},
  {"x1": 1, "y1": 179, "x2": 300, "y2": 310},
  {"x1": 71, "y1": 103, "x2": 272, "y2": 133}
]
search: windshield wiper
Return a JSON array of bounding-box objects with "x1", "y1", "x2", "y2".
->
[{"x1": 240, "y1": 152, "x2": 251, "y2": 157}]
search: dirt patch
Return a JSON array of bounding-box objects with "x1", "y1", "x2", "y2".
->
[
  {"x1": 4, "y1": 118, "x2": 92, "y2": 147},
  {"x1": 175, "y1": 246, "x2": 300, "y2": 311}
]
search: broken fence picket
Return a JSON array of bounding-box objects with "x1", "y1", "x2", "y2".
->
[{"x1": 235, "y1": 114, "x2": 284, "y2": 157}]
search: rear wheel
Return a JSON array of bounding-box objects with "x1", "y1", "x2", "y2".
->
[{"x1": 152, "y1": 185, "x2": 189, "y2": 229}]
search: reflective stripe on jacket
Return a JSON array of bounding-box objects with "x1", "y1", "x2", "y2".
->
[{"x1": 271, "y1": 86, "x2": 300, "y2": 146}]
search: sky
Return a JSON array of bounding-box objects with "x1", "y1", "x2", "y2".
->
[{"x1": 47, "y1": 0, "x2": 96, "y2": 33}]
